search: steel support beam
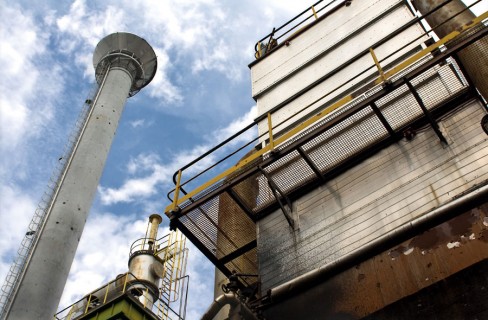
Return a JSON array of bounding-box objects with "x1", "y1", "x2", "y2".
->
[
  {"x1": 259, "y1": 167, "x2": 295, "y2": 228},
  {"x1": 406, "y1": 80, "x2": 448, "y2": 144}
]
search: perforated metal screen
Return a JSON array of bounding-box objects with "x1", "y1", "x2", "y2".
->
[{"x1": 169, "y1": 27, "x2": 487, "y2": 287}]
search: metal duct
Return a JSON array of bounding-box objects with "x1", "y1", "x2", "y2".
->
[
  {"x1": 412, "y1": 0, "x2": 488, "y2": 100},
  {"x1": 201, "y1": 292, "x2": 259, "y2": 320}
]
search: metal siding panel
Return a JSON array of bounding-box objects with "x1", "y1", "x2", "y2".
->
[
  {"x1": 257, "y1": 100, "x2": 488, "y2": 291},
  {"x1": 256, "y1": 22, "x2": 432, "y2": 143},
  {"x1": 251, "y1": 0, "x2": 405, "y2": 95},
  {"x1": 253, "y1": 6, "x2": 431, "y2": 144}
]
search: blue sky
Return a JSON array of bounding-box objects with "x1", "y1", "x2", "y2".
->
[
  {"x1": 1, "y1": 0, "x2": 487, "y2": 319},
  {"x1": 0, "y1": 0, "x2": 319, "y2": 318}
]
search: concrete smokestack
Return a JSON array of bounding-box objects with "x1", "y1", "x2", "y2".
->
[
  {"x1": 412, "y1": 0, "x2": 488, "y2": 100},
  {"x1": 2, "y1": 33, "x2": 157, "y2": 319}
]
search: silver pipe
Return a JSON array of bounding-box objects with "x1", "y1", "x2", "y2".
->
[
  {"x1": 147, "y1": 214, "x2": 163, "y2": 248},
  {"x1": 411, "y1": 0, "x2": 488, "y2": 100},
  {"x1": 268, "y1": 183, "x2": 488, "y2": 303},
  {"x1": 201, "y1": 292, "x2": 259, "y2": 320}
]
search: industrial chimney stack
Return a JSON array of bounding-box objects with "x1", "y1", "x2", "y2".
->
[{"x1": 0, "y1": 33, "x2": 157, "y2": 319}]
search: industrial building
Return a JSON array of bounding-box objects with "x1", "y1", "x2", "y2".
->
[
  {"x1": 54, "y1": 215, "x2": 189, "y2": 320},
  {"x1": 165, "y1": 0, "x2": 488, "y2": 319},
  {"x1": 1, "y1": 0, "x2": 488, "y2": 319}
]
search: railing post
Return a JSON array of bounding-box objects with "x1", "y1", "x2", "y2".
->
[
  {"x1": 103, "y1": 282, "x2": 110, "y2": 303},
  {"x1": 267, "y1": 113, "x2": 275, "y2": 151},
  {"x1": 122, "y1": 273, "x2": 129, "y2": 293},
  {"x1": 84, "y1": 294, "x2": 92, "y2": 314},
  {"x1": 369, "y1": 47, "x2": 386, "y2": 83},
  {"x1": 172, "y1": 170, "x2": 183, "y2": 211},
  {"x1": 311, "y1": 5, "x2": 318, "y2": 19}
]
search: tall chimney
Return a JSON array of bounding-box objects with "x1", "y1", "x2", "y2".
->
[{"x1": 1, "y1": 33, "x2": 157, "y2": 319}]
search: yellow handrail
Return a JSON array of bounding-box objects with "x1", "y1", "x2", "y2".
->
[{"x1": 165, "y1": 10, "x2": 488, "y2": 214}]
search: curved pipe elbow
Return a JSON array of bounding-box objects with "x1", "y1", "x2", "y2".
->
[{"x1": 201, "y1": 292, "x2": 258, "y2": 320}]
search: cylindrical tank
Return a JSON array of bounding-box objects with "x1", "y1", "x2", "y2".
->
[
  {"x1": 3, "y1": 33, "x2": 157, "y2": 319},
  {"x1": 412, "y1": 0, "x2": 488, "y2": 99},
  {"x1": 127, "y1": 254, "x2": 164, "y2": 307},
  {"x1": 126, "y1": 214, "x2": 164, "y2": 308}
]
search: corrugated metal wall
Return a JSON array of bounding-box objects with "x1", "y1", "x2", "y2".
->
[
  {"x1": 263, "y1": 206, "x2": 488, "y2": 319},
  {"x1": 251, "y1": 0, "x2": 428, "y2": 142},
  {"x1": 257, "y1": 99, "x2": 488, "y2": 291}
]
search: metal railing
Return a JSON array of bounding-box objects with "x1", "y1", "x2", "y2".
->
[
  {"x1": 254, "y1": 0, "x2": 346, "y2": 59},
  {"x1": 165, "y1": 3, "x2": 488, "y2": 216},
  {"x1": 128, "y1": 231, "x2": 189, "y2": 319},
  {"x1": 54, "y1": 272, "x2": 186, "y2": 320}
]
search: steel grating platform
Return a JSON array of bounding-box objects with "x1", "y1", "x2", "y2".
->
[{"x1": 166, "y1": 23, "x2": 488, "y2": 288}]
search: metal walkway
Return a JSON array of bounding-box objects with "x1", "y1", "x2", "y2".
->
[{"x1": 164, "y1": 15, "x2": 488, "y2": 288}]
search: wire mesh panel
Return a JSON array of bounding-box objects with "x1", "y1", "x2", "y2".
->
[
  {"x1": 177, "y1": 191, "x2": 259, "y2": 286},
  {"x1": 263, "y1": 151, "x2": 317, "y2": 194},
  {"x1": 305, "y1": 107, "x2": 389, "y2": 173},
  {"x1": 166, "y1": 25, "x2": 487, "y2": 291}
]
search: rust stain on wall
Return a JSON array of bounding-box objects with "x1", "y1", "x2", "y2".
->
[{"x1": 318, "y1": 205, "x2": 488, "y2": 319}]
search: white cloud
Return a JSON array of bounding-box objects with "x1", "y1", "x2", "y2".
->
[
  {"x1": 130, "y1": 119, "x2": 146, "y2": 128},
  {"x1": 0, "y1": 185, "x2": 37, "y2": 287},
  {"x1": 192, "y1": 39, "x2": 243, "y2": 81},
  {"x1": 58, "y1": 211, "x2": 214, "y2": 320},
  {"x1": 98, "y1": 144, "x2": 216, "y2": 206},
  {"x1": 0, "y1": 5, "x2": 54, "y2": 151},
  {"x1": 126, "y1": 153, "x2": 160, "y2": 174},
  {"x1": 59, "y1": 211, "x2": 148, "y2": 308},
  {"x1": 98, "y1": 170, "x2": 166, "y2": 205},
  {"x1": 0, "y1": 6, "x2": 64, "y2": 289},
  {"x1": 56, "y1": 0, "x2": 128, "y2": 78},
  {"x1": 1, "y1": 1, "x2": 325, "y2": 319},
  {"x1": 146, "y1": 48, "x2": 183, "y2": 103},
  {"x1": 99, "y1": 153, "x2": 169, "y2": 205},
  {"x1": 98, "y1": 104, "x2": 257, "y2": 206},
  {"x1": 210, "y1": 105, "x2": 258, "y2": 144}
]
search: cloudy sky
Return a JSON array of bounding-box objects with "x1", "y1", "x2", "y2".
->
[
  {"x1": 1, "y1": 0, "x2": 486, "y2": 319},
  {"x1": 0, "y1": 0, "x2": 321, "y2": 318}
]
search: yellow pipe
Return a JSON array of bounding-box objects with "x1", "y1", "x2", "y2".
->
[
  {"x1": 122, "y1": 273, "x2": 129, "y2": 293},
  {"x1": 164, "y1": 9, "x2": 488, "y2": 214},
  {"x1": 147, "y1": 214, "x2": 162, "y2": 251},
  {"x1": 143, "y1": 288, "x2": 149, "y2": 308},
  {"x1": 66, "y1": 305, "x2": 75, "y2": 320}
]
